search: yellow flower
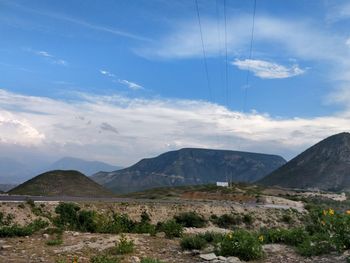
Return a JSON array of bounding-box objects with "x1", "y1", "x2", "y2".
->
[
  {"x1": 258, "y1": 235, "x2": 264, "y2": 242},
  {"x1": 346, "y1": 210, "x2": 350, "y2": 215},
  {"x1": 228, "y1": 233, "x2": 233, "y2": 239},
  {"x1": 329, "y1": 208, "x2": 334, "y2": 216}
]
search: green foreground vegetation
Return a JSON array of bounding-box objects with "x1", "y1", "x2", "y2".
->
[{"x1": 1, "y1": 196, "x2": 350, "y2": 262}]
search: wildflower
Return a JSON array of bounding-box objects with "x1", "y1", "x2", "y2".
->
[
  {"x1": 346, "y1": 210, "x2": 350, "y2": 215},
  {"x1": 258, "y1": 235, "x2": 264, "y2": 242},
  {"x1": 329, "y1": 208, "x2": 334, "y2": 216},
  {"x1": 228, "y1": 232, "x2": 233, "y2": 239},
  {"x1": 323, "y1": 210, "x2": 328, "y2": 216}
]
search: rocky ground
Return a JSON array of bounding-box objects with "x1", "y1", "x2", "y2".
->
[{"x1": 0, "y1": 230, "x2": 348, "y2": 263}]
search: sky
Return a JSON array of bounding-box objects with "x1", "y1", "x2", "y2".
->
[{"x1": 1, "y1": 0, "x2": 350, "y2": 167}]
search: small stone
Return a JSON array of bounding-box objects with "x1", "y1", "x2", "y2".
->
[
  {"x1": 156, "y1": 232, "x2": 166, "y2": 238},
  {"x1": 130, "y1": 256, "x2": 141, "y2": 263},
  {"x1": 226, "y1": 256, "x2": 241, "y2": 263},
  {"x1": 217, "y1": 256, "x2": 226, "y2": 261},
  {"x1": 1, "y1": 245, "x2": 12, "y2": 250},
  {"x1": 199, "y1": 253, "x2": 217, "y2": 261},
  {"x1": 73, "y1": 232, "x2": 80, "y2": 236},
  {"x1": 43, "y1": 233, "x2": 49, "y2": 239}
]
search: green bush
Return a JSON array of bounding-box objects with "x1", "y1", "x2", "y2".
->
[
  {"x1": 0, "y1": 219, "x2": 49, "y2": 237},
  {"x1": 54, "y1": 203, "x2": 80, "y2": 229},
  {"x1": 296, "y1": 233, "x2": 333, "y2": 257},
  {"x1": 90, "y1": 254, "x2": 120, "y2": 263},
  {"x1": 78, "y1": 210, "x2": 98, "y2": 232},
  {"x1": 260, "y1": 227, "x2": 309, "y2": 246},
  {"x1": 98, "y1": 213, "x2": 135, "y2": 234},
  {"x1": 212, "y1": 214, "x2": 242, "y2": 229},
  {"x1": 141, "y1": 258, "x2": 164, "y2": 263},
  {"x1": 46, "y1": 239, "x2": 63, "y2": 246},
  {"x1": 159, "y1": 219, "x2": 183, "y2": 238},
  {"x1": 115, "y1": 234, "x2": 134, "y2": 254},
  {"x1": 243, "y1": 214, "x2": 254, "y2": 225},
  {"x1": 174, "y1": 212, "x2": 207, "y2": 228},
  {"x1": 282, "y1": 214, "x2": 293, "y2": 224},
  {"x1": 198, "y1": 231, "x2": 224, "y2": 244},
  {"x1": 180, "y1": 235, "x2": 207, "y2": 250},
  {"x1": 220, "y1": 230, "x2": 264, "y2": 261}
]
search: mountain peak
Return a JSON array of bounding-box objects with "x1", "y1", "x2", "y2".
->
[{"x1": 258, "y1": 132, "x2": 350, "y2": 191}]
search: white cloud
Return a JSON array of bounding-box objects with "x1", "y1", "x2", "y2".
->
[
  {"x1": 232, "y1": 59, "x2": 305, "y2": 79},
  {"x1": 27, "y1": 49, "x2": 68, "y2": 66},
  {"x1": 118, "y1": 79, "x2": 143, "y2": 90},
  {"x1": 99, "y1": 69, "x2": 115, "y2": 77},
  {"x1": 99, "y1": 70, "x2": 143, "y2": 90},
  {"x1": 0, "y1": 89, "x2": 350, "y2": 166}
]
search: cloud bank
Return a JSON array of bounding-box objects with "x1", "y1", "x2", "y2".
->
[{"x1": 0, "y1": 89, "x2": 349, "y2": 167}]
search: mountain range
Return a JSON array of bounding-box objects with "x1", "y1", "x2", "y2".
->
[
  {"x1": 92, "y1": 148, "x2": 286, "y2": 193},
  {"x1": 0, "y1": 157, "x2": 121, "y2": 185},
  {"x1": 258, "y1": 132, "x2": 350, "y2": 191}
]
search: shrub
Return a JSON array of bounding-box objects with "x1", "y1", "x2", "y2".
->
[
  {"x1": 159, "y1": 219, "x2": 183, "y2": 238},
  {"x1": 46, "y1": 239, "x2": 63, "y2": 246},
  {"x1": 198, "y1": 231, "x2": 224, "y2": 244},
  {"x1": 0, "y1": 219, "x2": 48, "y2": 237},
  {"x1": 243, "y1": 214, "x2": 254, "y2": 225},
  {"x1": 260, "y1": 227, "x2": 309, "y2": 246},
  {"x1": 180, "y1": 235, "x2": 207, "y2": 250},
  {"x1": 282, "y1": 214, "x2": 293, "y2": 224},
  {"x1": 115, "y1": 234, "x2": 134, "y2": 254},
  {"x1": 212, "y1": 214, "x2": 242, "y2": 229},
  {"x1": 174, "y1": 212, "x2": 207, "y2": 228},
  {"x1": 54, "y1": 203, "x2": 80, "y2": 230},
  {"x1": 99, "y1": 213, "x2": 135, "y2": 234},
  {"x1": 78, "y1": 210, "x2": 98, "y2": 232},
  {"x1": 90, "y1": 254, "x2": 120, "y2": 263},
  {"x1": 219, "y1": 230, "x2": 264, "y2": 261},
  {"x1": 133, "y1": 222, "x2": 156, "y2": 235},
  {"x1": 141, "y1": 258, "x2": 164, "y2": 263},
  {"x1": 296, "y1": 233, "x2": 333, "y2": 257}
]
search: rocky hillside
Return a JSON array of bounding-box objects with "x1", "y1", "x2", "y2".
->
[
  {"x1": 8, "y1": 170, "x2": 114, "y2": 197},
  {"x1": 92, "y1": 148, "x2": 286, "y2": 193},
  {"x1": 258, "y1": 132, "x2": 350, "y2": 191}
]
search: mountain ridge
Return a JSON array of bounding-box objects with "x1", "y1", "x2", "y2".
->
[{"x1": 92, "y1": 147, "x2": 286, "y2": 193}]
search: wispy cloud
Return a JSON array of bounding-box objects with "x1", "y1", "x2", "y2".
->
[
  {"x1": 232, "y1": 59, "x2": 305, "y2": 79},
  {"x1": 99, "y1": 69, "x2": 143, "y2": 90},
  {"x1": 26, "y1": 48, "x2": 68, "y2": 66},
  {"x1": 6, "y1": 2, "x2": 151, "y2": 42},
  {"x1": 0, "y1": 89, "x2": 350, "y2": 165},
  {"x1": 118, "y1": 79, "x2": 143, "y2": 90}
]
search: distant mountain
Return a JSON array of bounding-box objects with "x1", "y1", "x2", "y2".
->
[
  {"x1": 45, "y1": 157, "x2": 122, "y2": 176},
  {"x1": 92, "y1": 148, "x2": 286, "y2": 194},
  {"x1": 0, "y1": 184, "x2": 17, "y2": 192},
  {"x1": 258, "y1": 132, "x2": 350, "y2": 191},
  {"x1": 0, "y1": 157, "x2": 34, "y2": 184},
  {"x1": 8, "y1": 170, "x2": 114, "y2": 197}
]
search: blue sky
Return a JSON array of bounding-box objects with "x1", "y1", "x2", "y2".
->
[{"x1": 1, "y1": 0, "x2": 350, "y2": 166}]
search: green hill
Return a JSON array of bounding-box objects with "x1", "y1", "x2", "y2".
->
[
  {"x1": 258, "y1": 132, "x2": 350, "y2": 191},
  {"x1": 8, "y1": 170, "x2": 114, "y2": 197}
]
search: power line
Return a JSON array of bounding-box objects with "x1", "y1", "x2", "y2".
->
[
  {"x1": 223, "y1": 0, "x2": 229, "y2": 107},
  {"x1": 195, "y1": 0, "x2": 212, "y2": 101},
  {"x1": 243, "y1": 0, "x2": 257, "y2": 113}
]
